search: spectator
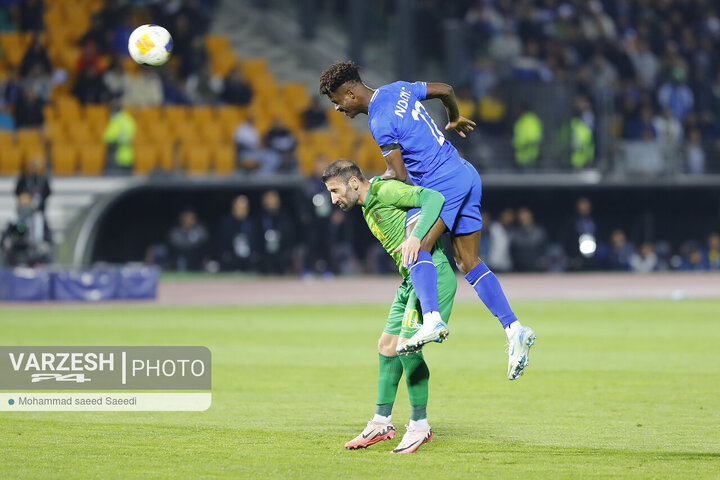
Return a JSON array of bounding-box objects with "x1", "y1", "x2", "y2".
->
[
  {"x1": 168, "y1": 208, "x2": 209, "y2": 272},
  {"x1": 630, "y1": 242, "x2": 659, "y2": 273},
  {"x1": 510, "y1": 207, "x2": 547, "y2": 272},
  {"x1": 657, "y1": 67, "x2": 694, "y2": 120},
  {"x1": 79, "y1": 13, "x2": 110, "y2": 54},
  {"x1": 512, "y1": 105, "x2": 542, "y2": 168},
  {"x1": 1, "y1": 67, "x2": 21, "y2": 109},
  {"x1": 653, "y1": 107, "x2": 683, "y2": 145},
  {"x1": 588, "y1": 50, "x2": 618, "y2": 97},
  {"x1": 76, "y1": 41, "x2": 103, "y2": 75},
  {"x1": 302, "y1": 97, "x2": 327, "y2": 131},
  {"x1": 23, "y1": 64, "x2": 50, "y2": 102},
  {"x1": 13, "y1": 86, "x2": 44, "y2": 128},
  {"x1": 0, "y1": 192, "x2": 52, "y2": 267},
  {"x1": 685, "y1": 128, "x2": 705, "y2": 174},
  {"x1": 233, "y1": 118, "x2": 279, "y2": 173},
  {"x1": 179, "y1": 37, "x2": 209, "y2": 80},
  {"x1": 0, "y1": 104, "x2": 13, "y2": 130},
  {"x1": 625, "y1": 106, "x2": 656, "y2": 140},
  {"x1": 217, "y1": 195, "x2": 258, "y2": 272},
  {"x1": 486, "y1": 208, "x2": 514, "y2": 272},
  {"x1": 15, "y1": 155, "x2": 50, "y2": 212},
  {"x1": 103, "y1": 100, "x2": 137, "y2": 174},
  {"x1": 102, "y1": 57, "x2": 127, "y2": 101},
  {"x1": 476, "y1": 86, "x2": 507, "y2": 135},
  {"x1": 220, "y1": 66, "x2": 252, "y2": 106},
  {"x1": 163, "y1": 69, "x2": 191, "y2": 105},
  {"x1": 629, "y1": 38, "x2": 659, "y2": 90},
  {"x1": 72, "y1": 64, "x2": 109, "y2": 104},
  {"x1": 258, "y1": 190, "x2": 295, "y2": 274},
  {"x1": 18, "y1": 0, "x2": 43, "y2": 32},
  {"x1": 185, "y1": 64, "x2": 222, "y2": 105},
  {"x1": 680, "y1": 246, "x2": 706, "y2": 271},
  {"x1": 19, "y1": 34, "x2": 51, "y2": 77},
  {"x1": 170, "y1": 14, "x2": 194, "y2": 61},
  {"x1": 704, "y1": 233, "x2": 720, "y2": 270},
  {"x1": 564, "y1": 197, "x2": 596, "y2": 271},
  {"x1": 264, "y1": 119, "x2": 298, "y2": 173},
  {"x1": 488, "y1": 20, "x2": 522, "y2": 62},
  {"x1": 301, "y1": 154, "x2": 334, "y2": 278},
  {"x1": 109, "y1": 15, "x2": 134, "y2": 56},
  {"x1": 598, "y1": 229, "x2": 633, "y2": 271},
  {"x1": 122, "y1": 67, "x2": 163, "y2": 106}
]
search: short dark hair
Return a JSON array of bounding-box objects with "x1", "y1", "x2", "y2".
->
[
  {"x1": 319, "y1": 61, "x2": 362, "y2": 95},
  {"x1": 321, "y1": 159, "x2": 365, "y2": 184}
]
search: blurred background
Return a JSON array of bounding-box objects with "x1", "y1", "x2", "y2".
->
[{"x1": 0, "y1": 0, "x2": 719, "y2": 289}]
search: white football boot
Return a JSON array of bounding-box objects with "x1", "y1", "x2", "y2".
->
[
  {"x1": 344, "y1": 420, "x2": 395, "y2": 449},
  {"x1": 397, "y1": 312, "x2": 449, "y2": 355},
  {"x1": 391, "y1": 424, "x2": 433, "y2": 454},
  {"x1": 506, "y1": 324, "x2": 536, "y2": 380}
]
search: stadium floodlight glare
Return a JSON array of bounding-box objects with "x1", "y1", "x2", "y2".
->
[{"x1": 579, "y1": 234, "x2": 597, "y2": 257}]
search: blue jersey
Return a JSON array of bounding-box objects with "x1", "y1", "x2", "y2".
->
[{"x1": 368, "y1": 81, "x2": 463, "y2": 184}]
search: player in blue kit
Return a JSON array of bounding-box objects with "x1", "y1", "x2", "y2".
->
[{"x1": 319, "y1": 61, "x2": 535, "y2": 380}]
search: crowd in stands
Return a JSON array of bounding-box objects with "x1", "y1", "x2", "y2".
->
[{"x1": 409, "y1": 0, "x2": 720, "y2": 173}]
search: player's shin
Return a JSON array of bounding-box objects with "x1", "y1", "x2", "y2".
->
[
  {"x1": 399, "y1": 351, "x2": 429, "y2": 427},
  {"x1": 464, "y1": 261, "x2": 518, "y2": 332},
  {"x1": 376, "y1": 353, "x2": 403, "y2": 421}
]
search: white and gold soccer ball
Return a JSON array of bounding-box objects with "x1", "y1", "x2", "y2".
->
[{"x1": 128, "y1": 24, "x2": 173, "y2": 66}]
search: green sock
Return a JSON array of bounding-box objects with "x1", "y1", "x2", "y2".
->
[
  {"x1": 376, "y1": 353, "x2": 403, "y2": 417},
  {"x1": 399, "y1": 351, "x2": 429, "y2": 420}
]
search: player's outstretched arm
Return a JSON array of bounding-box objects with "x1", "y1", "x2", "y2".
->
[
  {"x1": 380, "y1": 148, "x2": 408, "y2": 182},
  {"x1": 425, "y1": 83, "x2": 476, "y2": 138}
]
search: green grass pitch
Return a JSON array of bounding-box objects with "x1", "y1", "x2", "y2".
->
[{"x1": 1, "y1": 299, "x2": 719, "y2": 479}]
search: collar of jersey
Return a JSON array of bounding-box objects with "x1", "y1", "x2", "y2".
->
[
  {"x1": 364, "y1": 176, "x2": 380, "y2": 207},
  {"x1": 369, "y1": 88, "x2": 380, "y2": 107}
]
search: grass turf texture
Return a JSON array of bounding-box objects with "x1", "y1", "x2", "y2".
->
[{"x1": 1, "y1": 300, "x2": 719, "y2": 479}]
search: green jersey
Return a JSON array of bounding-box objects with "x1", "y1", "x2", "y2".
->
[{"x1": 362, "y1": 177, "x2": 448, "y2": 278}]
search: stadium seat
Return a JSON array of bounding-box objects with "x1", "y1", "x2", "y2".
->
[
  {"x1": 192, "y1": 106, "x2": 215, "y2": 125},
  {"x1": 182, "y1": 145, "x2": 211, "y2": 175},
  {"x1": 0, "y1": 145, "x2": 22, "y2": 175},
  {"x1": 50, "y1": 143, "x2": 79, "y2": 176},
  {"x1": 78, "y1": 143, "x2": 106, "y2": 175},
  {"x1": 0, "y1": 130, "x2": 13, "y2": 146},
  {"x1": 156, "y1": 143, "x2": 175, "y2": 171},
  {"x1": 133, "y1": 143, "x2": 158, "y2": 175},
  {"x1": 43, "y1": 122, "x2": 66, "y2": 143},
  {"x1": 84, "y1": 104, "x2": 110, "y2": 127},
  {"x1": 199, "y1": 122, "x2": 226, "y2": 144},
  {"x1": 212, "y1": 143, "x2": 235, "y2": 175},
  {"x1": 164, "y1": 106, "x2": 189, "y2": 126},
  {"x1": 16, "y1": 129, "x2": 42, "y2": 146},
  {"x1": 56, "y1": 97, "x2": 82, "y2": 122}
]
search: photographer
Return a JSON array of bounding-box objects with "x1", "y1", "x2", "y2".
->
[{"x1": 1, "y1": 193, "x2": 53, "y2": 267}]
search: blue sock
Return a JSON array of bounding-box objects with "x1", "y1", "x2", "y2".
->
[
  {"x1": 465, "y1": 261, "x2": 517, "y2": 328},
  {"x1": 409, "y1": 250, "x2": 440, "y2": 314}
]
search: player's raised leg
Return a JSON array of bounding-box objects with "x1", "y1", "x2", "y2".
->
[
  {"x1": 345, "y1": 332, "x2": 401, "y2": 449},
  {"x1": 451, "y1": 230, "x2": 535, "y2": 380}
]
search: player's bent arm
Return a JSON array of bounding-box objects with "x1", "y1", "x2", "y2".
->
[
  {"x1": 379, "y1": 148, "x2": 407, "y2": 182},
  {"x1": 410, "y1": 188, "x2": 444, "y2": 241},
  {"x1": 425, "y1": 83, "x2": 460, "y2": 122},
  {"x1": 425, "y1": 82, "x2": 476, "y2": 137}
]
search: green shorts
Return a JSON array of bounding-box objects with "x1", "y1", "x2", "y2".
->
[{"x1": 383, "y1": 260, "x2": 457, "y2": 338}]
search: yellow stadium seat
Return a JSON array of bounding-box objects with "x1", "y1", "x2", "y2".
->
[
  {"x1": 78, "y1": 143, "x2": 105, "y2": 175},
  {"x1": 174, "y1": 123, "x2": 201, "y2": 143},
  {"x1": 199, "y1": 122, "x2": 226, "y2": 144},
  {"x1": 20, "y1": 142, "x2": 44, "y2": 169},
  {"x1": 43, "y1": 105, "x2": 58, "y2": 124},
  {"x1": 0, "y1": 130, "x2": 13, "y2": 146},
  {"x1": 192, "y1": 106, "x2": 215, "y2": 125},
  {"x1": 212, "y1": 143, "x2": 235, "y2": 175},
  {"x1": 137, "y1": 107, "x2": 161, "y2": 126},
  {"x1": 182, "y1": 145, "x2": 211, "y2": 175},
  {"x1": 205, "y1": 35, "x2": 231, "y2": 55},
  {"x1": 56, "y1": 97, "x2": 82, "y2": 121},
  {"x1": 133, "y1": 143, "x2": 158, "y2": 175},
  {"x1": 84, "y1": 104, "x2": 110, "y2": 126},
  {"x1": 157, "y1": 143, "x2": 175, "y2": 171},
  {"x1": 43, "y1": 123, "x2": 66, "y2": 143},
  {"x1": 16, "y1": 128, "x2": 42, "y2": 146},
  {"x1": 50, "y1": 143, "x2": 78, "y2": 176},
  {"x1": 0, "y1": 145, "x2": 22, "y2": 175},
  {"x1": 163, "y1": 105, "x2": 189, "y2": 126}
]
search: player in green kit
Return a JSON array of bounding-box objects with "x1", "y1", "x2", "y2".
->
[{"x1": 322, "y1": 159, "x2": 457, "y2": 454}]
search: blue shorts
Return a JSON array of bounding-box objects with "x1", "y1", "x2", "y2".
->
[{"x1": 410, "y1": 159, "x2": 483, "y2": 235}]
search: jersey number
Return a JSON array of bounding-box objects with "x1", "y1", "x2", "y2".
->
[{"x1": 411, "y1": 101, "x2": 445, "y2": 146}]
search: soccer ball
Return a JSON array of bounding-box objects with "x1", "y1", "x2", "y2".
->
[{"x1": 128, "y1": 24, "x2": 173, "y2": 66}]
